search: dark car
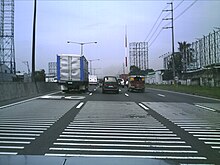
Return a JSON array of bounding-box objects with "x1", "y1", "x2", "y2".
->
[{"x1": 102, "y1": 76, "x2": 119, "y2": 94}]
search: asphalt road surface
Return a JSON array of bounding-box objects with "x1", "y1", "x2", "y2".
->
[{"x1": 0, "y1": 85, "x2": 220, "y2": 165}]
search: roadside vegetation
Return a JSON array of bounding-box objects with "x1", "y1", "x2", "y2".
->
[{"x1": 146, "y1": 84, "x2": 220, "y2": 99}]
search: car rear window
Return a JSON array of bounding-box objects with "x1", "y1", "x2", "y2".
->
[{"x1": 104, "y1": 77, "x2": 117, "y2": 82}]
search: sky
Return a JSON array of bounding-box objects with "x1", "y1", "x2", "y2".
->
[{"x1": 14, "y1": 0, "x2": 220, "y2": 77}]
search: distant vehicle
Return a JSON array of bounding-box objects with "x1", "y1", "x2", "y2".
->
[
  {"x1": 117, "y1": 78, "x2": 125, "y2": 88},
  {"x1": 89, "y1": 75, "x2": 98, "y2": 85},
  {"x1": 57, "y1": 54, "x2": 89, "y2": 92},
  {"x1": 128, "y1": 75, "x2": 145, "y2": 92},
  {"x1": 102, "y1": 76, "x2": 119, "y2": 94}
]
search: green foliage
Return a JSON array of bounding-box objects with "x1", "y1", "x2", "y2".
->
[
  {"x1": 129, "y1": 65, "x2": 154, "y2": 76},
  {"x1": 34, "y1": 69, "x2": 46, "y2": 82}
]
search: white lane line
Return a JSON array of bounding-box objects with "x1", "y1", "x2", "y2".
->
[
  {"x1": 60, "y1": 135, "x2": 181, "y2": 139},
  {"x1": 157, "y1": 94, "x2": 165, "y2": 97},
  {"x1": 49, "y1": 147, "x2": 198, "y2": 153},
  {"x1": 57, "y1": 138, "x2": 186, "y2": 143},
  {"x1": 0, "y1": 125, "x2": 50, "y2": 128},
  {"x1": 199, "y1": 138, "x2": 220, "y2": 141},
  {"x1": 0, "y1": 127, "x2": 47, "y2": 131},
  {"x1": 193, "y1": 135, "x2": 220, "y2": 137},
  {"x1": 138, "y1": 103, "x2": 149, "y2": 110},
  {"x1": 0, "y1": 130, "x2": 44, "y2": 133},
  {"x1": 89, "y1": 93, "x2": 93, "y2": 96},
  {"x1": 0, "y1": 137, "x2": 35, "y2": 140},
  {"x1": 125, "y1": 93, "x2": 129, "y2": 97},
  {"x1": 76, "y1": 102, "x2": 84, "y2": 109},
  {"x1": 0, "y1": 133, "x2": 40, "y2": 136},
  {"x1": 0, "y1": 141, "x2": 30, "y2": 144},
  {"x1": 64, "y1": 129, "x2": 172, "y2": 133},
  {"x1": 212, "y1": 146, "x2": 220, "y2": 149},
  {"x1": 0, "y1": 146, "x2": 24, "y2": 149},
  {"x1": 189, "y1": 132, "x2": 220, "y2": 134},
  {"x1": 195, "y1": 104, "x2": 216, "y2": 112},
  {"x1": 45, "y1": 154, "x2": 207, "y2": 160},
  {"x1": 205, "y1": 142, "x2": 220, "y2": 145},
  {"x1": 62, "y1": 132, "x2": 176, "y2": 136},
  {"x1": 0, "y1": 152, "x2": 17, "y2": 155},
  {"x1": 0, "y1": 91, "x2": 60, "y2": 109},
  {"x1": 53, "y1": 142, "x2": 191, "y2": 148}
]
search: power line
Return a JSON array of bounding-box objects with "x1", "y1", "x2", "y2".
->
[
  {"x1": 147, "y1": 0, "x2": 197, "y2": 48},
  {"x1": 144, "y1": 4, "x2": 169, "y2": 42},
  {"x1": 175, "y1": 0, "x2": 198, "y2": 21}
]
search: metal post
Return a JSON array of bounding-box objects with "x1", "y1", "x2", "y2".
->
[{"x1": 32, "y1": 0, "x2": 37, "y2": 81}]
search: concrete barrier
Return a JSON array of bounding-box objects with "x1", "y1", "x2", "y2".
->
[{"x1": 0, "y1": 82, "x2": 59, "y2": 102}]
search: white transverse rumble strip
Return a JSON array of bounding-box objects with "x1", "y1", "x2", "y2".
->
[{"x1": 46, "y1": 101, "x2": 207, "y2": 162}]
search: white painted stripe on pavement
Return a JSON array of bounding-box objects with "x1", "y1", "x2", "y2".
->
[
  {"x1": 125, "y1": 93, "x2": 129, "y2": 97},
  {"x1": 45, "y1": 154, "x2": 207, "y2": 160},
  {"x1": 0, "y1": 152, "x2": 17, "y2": 155},
  {"x1": 205, "y1": 142, "x2": 220, "y2": 145},
  {"x1": 0, "y1": 127, "x2": 47, "y2": 131},
  {"x1": 67, "y1": 126, "x2": 166, "y2": 130},
  {"x1": 0, "y1": 125, "x2": 50, "y2": 128},
  {"x1": 0, "y1": 141, "x2": 30, "y2": 144},
  {"x1": 189, "y1": 131, "x2": 220, "y2": 134},
  {"x1": 193, "y1": 135, "x2": 220, "y2": 137},
  {"x1": 76, "y1": 102, "x2": 84, "y2": 109},
  {"x1": 211, "y1": 146, "x2": 220, "y2": 149},
  {"x1": 195, "y1": 104, "x2": 216, "y2": 112},
  {"x1": 57, "y1": 138, "x2": 186, "y2": 143},
  {"x1": 0, "y1": 91, "x2": 60, "y2": 109},
  {"x1": 0, "y1": 130, "x2": 43, "y2": 133},
  {"x1": 0, "y1": 146, "x2": 24, "y2": 149},
  {"x1": 138, "y1": 103, "x2": 149, "y2": 110},
  {"x1": 199, "y1": 138, "x2": 220, "y2": 141},
  {"x1": 0, "y1": 137, "x2": 35, "y2": 140},
  {"x1": 0, "y1": 133, "x2": 40, "y2": 136},
  {"x1": 62, "y1": 132, "x2": 176, "y2": 136},
  {"x1": 64, "y1": 129, "x2": 172, "y2": 133},
  {"x1": 60, "y1": 135, "x2": 181, "y2": 139},
  {"x1": 49, "y1": 147, "x2": 198, "y2": 153},
  {"x1": 53, "y1": 142, "x2": 191, "y2": 148},
  {"x1": 89, "y1": 93, "x2": 93, "y2": 96},
  {"x1": 157, "y1": 94, "x2": 165, "y2": 97}
]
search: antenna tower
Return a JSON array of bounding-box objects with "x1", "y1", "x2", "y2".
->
[{"x1": 0, "y1": 0, "x2": 15, "y2": 74}]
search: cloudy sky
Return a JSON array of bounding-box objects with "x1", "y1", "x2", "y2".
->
[{"x1": 14, "y1": 0, "x2": 220, "y2": 77}]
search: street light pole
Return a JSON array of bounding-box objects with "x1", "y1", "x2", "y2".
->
[{"x1": 67, "y1": 41, "x2": 97, "y2": 56}]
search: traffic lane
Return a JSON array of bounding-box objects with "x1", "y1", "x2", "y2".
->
[
  {"x1": 87, "y1": 86, "x2": 132, "y2": 102},
  {"x1": 146, "y1": 88, "x2": 220, "y2": 104}
]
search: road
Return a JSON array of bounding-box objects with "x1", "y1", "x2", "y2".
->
[{"x1": 0, "y1": 85, "x2": 220, "y2": 165}]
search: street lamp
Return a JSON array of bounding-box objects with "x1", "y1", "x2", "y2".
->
[
  {"x1": 67, "y1": 41, "x2": 97, "y2": 56},
  {"x1": 89, "y1": 59, "x2": 100, "y2": 75}
]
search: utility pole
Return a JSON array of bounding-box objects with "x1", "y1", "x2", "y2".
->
[
  {"x1": 163, "y1": 2, "x2": 175, "y2": 83},
  {"x1": 32, "y1": 0, "x2": 37, "y2": 82}
]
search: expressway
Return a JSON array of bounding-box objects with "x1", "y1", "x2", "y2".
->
[{"x1": 0, "y1": 85, "x2": 220, "y2": 165}]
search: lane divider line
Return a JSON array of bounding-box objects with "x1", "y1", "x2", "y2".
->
[
  {"x1": 138, "y1": 103, "x2": 149, "y2": 110},
  {"x1": 157, "y1": 94, "x2": 165, "y2": 97},
  {"x1": 195, "y1": 104, "x2": 216, "y2": 112},
  {"x1": 76, "y1": 102, "x2": 84, "y2": 109}
]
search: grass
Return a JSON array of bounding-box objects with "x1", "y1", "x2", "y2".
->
[{"x1": 145, "y1": 84, "x2": 220, "y2": 99}]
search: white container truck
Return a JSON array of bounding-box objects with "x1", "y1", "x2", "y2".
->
[{"x1": 57, "y1": 54, "x2": 89, "y2": 92}]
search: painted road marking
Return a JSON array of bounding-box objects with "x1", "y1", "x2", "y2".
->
[
  {"x1": 60, "y1": 135, "x2": 181, "y2": 139},
  {"x1": 89, "y1": 93, "x2": 93, "y2": 96},
  {"x1": 76, "y1": 102, "x2": 84, "y2": 109},
  {"x1": 0, "y1": 146, "x2": 24, "y2": 149},
  {"x1": 0, "y1": 141, "x2": 30, "y2": 144},
  {"x1": 138, "y1": 103, "x2": 149, "y2": 110},
  {"x1": 45, "y1": 154, "x2": 207, "y2": 160},
  {"x1": 0, "y1": 152, "x2": 17, "y2": 155},
  {"x1": 125, "y1": 93, "x2": 129, "y2": 97},
  {"x1": 0, "y1": 137, "x2": 35, "y2": 140},
  {"x1": 0, "y1": 91, "x2": 60, "y2": 109},
  {"x1": 57, "y1": 138, "x2": 186, "y2": 143},
  {"x1": 49, "y1": 147, "x2": 198, "y2": 153},
  {"x1": 53, "y1": 142, "x2": 192, "y2": 148},
  {"x1": 157, "y1": 94, "x2": 165, "y2": 97},
  {"x1": 195, "y1": 104, "x2": 216, "y2": 112}
]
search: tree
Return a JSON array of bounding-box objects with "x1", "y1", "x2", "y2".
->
[
  {"x1": 129, "y1": 65, "x2": 154, "y2": 76},
  {"x1": 178, "y1": 41, "x2": 194, "y2": 72}
]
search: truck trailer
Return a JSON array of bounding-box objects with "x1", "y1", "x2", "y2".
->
[{"x1": 57, "y1": 54, "x2": 89, "y2": 92}]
